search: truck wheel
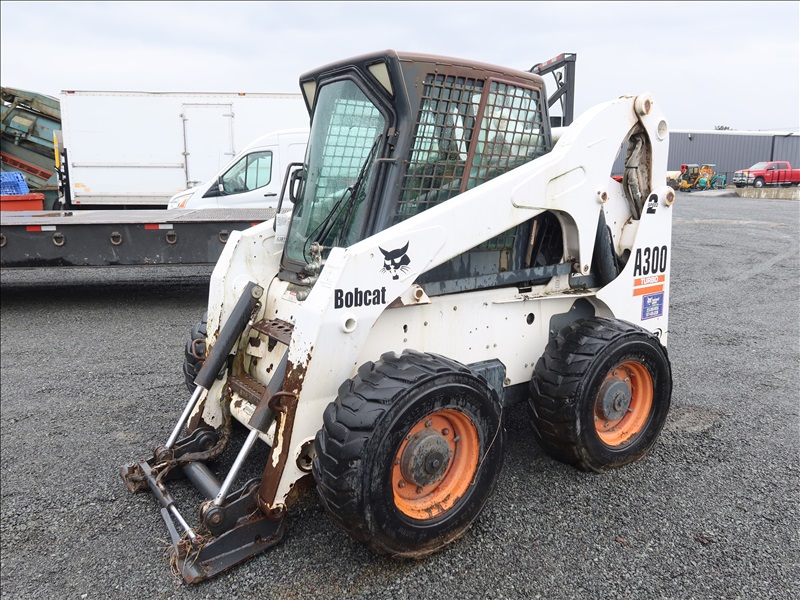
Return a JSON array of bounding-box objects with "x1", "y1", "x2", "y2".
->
[
  {"x1": 753, "y1": 178, "x2": 765, "y2": 188},
  {"x1": 528, "y1": 317, "x2": 671, "y2": 472},
  {"x1": 183, "y1": 313, "x2": 208, "y2": 392},
  {"x1": 313, "y1": 350, "x2": 505, "y2": 558}
]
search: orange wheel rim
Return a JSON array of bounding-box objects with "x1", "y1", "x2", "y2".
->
[
  {"x1": 594, "y1": 361, "x2": 653, "y2": 447},
  {"x1": 392, "y1": 409, "x2": 479, "y2": 520}
]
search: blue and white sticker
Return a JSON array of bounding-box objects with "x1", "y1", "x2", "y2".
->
[{"x1": 641, "y1": 292, "x2": 664, "y2": 320}]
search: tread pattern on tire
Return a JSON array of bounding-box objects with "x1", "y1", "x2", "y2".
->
[
  {"x1": 183, "y1": 313, "x2": 208, "y2": 393},
  {"x1": 528, "y1": 316, "x2": 670, "y2": 472},
  {"x1": 312, "y1": 349, "x2": 492, "y2": 554}
]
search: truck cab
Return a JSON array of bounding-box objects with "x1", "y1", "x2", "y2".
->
[
  {"x1": 732, "y1": 161, "x2": 800, "y2": 188},
  {"x1": 167, "y1": 128, "x2": 309, "y2": 210}
]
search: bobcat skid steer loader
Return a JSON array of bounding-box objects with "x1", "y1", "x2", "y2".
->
[{"x1": 121, "y1": 50, "x2": 674, "y2": 583}]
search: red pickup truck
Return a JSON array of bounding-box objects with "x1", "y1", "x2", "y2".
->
[{"x1": 732, "y1": 161, "x2": 800, "y2": 188}]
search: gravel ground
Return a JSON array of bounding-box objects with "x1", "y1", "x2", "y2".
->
[{"x1": 1, "y1": 192, "x2": 798, "y2": 600}]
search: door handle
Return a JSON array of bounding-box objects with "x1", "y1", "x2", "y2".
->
[{"x1": 264, "y1": 192, "x2": 277, "y2": 197}]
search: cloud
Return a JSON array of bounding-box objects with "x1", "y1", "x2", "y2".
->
[{"x1": 2, "y1": 0, "x2": 798, "y2": 131}]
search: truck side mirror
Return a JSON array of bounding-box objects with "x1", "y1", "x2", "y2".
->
[{"x1": 202, "y1": 176, "x2": 224, "y2": 198}]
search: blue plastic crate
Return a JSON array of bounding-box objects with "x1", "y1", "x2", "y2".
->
[{"x1": 1, "y1": 171, "x2": 30, "y2": 195}]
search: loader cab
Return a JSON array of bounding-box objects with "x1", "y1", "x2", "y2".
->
[{"x1": 280, "y1": 50, "x2": 565, "y2": 294}]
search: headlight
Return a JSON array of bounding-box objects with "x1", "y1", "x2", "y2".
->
[{"x1": 167, "y1": 192, "x2": 193, "y2": 209}]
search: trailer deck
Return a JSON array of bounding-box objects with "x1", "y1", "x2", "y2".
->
[{"x1": 0, "y1": 208, "x2": 275, "y2": 268}]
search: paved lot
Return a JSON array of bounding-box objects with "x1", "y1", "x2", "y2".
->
[{"x1": 1, "y1": 192, "x2": 798, "y2": 599}]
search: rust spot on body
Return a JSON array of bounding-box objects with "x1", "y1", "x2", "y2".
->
[
  {"x1": 187, "y1": 397, "x2": 207, "y2": 433},
  {"x1": 257, "y1": 356, "x2": 310, "y2": 516}
]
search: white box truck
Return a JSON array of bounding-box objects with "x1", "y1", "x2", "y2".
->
[{"x1": 58, "y1": 90, "x2": 309, "y2": 208}]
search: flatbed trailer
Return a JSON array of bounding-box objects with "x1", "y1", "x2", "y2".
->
[{"x1": 0, "y1": 208, "x2": 274, "y2": 268}]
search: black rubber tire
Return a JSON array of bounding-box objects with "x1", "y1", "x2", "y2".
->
[
  {"x1": 312, "y1": 349, "x2": 505, "y2": 558},
  {"x1": 183, "y1": 313, "x2": 208, "y2": 393},
  {"x1": 753, "y1": 178, "x2": 765, "y2": 188},
  {"x1": 528, "y1": 317, "x2": 671, "y2": 473}
]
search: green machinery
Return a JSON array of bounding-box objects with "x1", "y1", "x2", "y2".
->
[{"x1": 1, "y1": 87, "x2": 61, "y2": 208}]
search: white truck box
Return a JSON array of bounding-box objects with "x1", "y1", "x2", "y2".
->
[{"x1": 58, "y1": 90, "x2": 309, "y2": 208}]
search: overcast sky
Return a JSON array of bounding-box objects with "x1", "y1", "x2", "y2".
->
[{"x1": 2, "y1": 1, "x2": 798, "y2": 132}]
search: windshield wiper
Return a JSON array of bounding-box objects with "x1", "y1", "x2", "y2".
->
[{"x1": 304, "y1": 133, "x2": 382, "y2": 260}]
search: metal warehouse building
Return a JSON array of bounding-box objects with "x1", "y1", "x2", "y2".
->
[{"x1": 611, "y1": 130, "x2": 800, "y2": 181}]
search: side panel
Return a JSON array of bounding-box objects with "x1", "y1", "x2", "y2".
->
[
  {"x1": 360, "y1": 290, "x2": 604, "y2": 387},
  {"x1": 595, "y1": 188, "x2": 674, "y2": 343},
  {"x1": 61, "y1": 93, "x2": 187, "y2": 205}
]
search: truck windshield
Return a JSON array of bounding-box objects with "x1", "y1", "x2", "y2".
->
[
  {"x1": 748, "y1": 162, "x2": 768, "y2": 170},
  {"x1": 284, "y1": 80, "x2": 385, "y2": 265}
]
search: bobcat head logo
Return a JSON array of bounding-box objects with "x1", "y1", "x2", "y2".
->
[{"x1": 379, "y1": 242, "x2": 410, "y2": 280}]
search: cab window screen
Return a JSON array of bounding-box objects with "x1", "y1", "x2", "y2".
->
[
  {"x1": 468, "y1": 82, "x2": 547, "y2": 190},
  {"x1": 395, "y1": 74, "x2": 483, "y2": 223},
  {"x1": 395, "y1": 76, "x2": 547, "y2": 234}
]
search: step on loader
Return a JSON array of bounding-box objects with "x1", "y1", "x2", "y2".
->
[{"x1": 121, "y1": 49, "x2": 674, "y2": 583}]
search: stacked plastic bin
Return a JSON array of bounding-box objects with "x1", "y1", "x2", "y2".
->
[{"x1": 1, "y1": 172, "x2": 44, "y2": 210}]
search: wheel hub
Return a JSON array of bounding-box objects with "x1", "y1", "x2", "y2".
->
[
  {"x1": 598, "y1": 377, "x2": 632, "y2": 421},
  {"x1": 400, "y1": 429, "x2": 451, "y2": 487}
]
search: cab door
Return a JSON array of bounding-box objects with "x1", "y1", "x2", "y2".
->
[
  {"x1": 773, "y1": 162, "x2": 790, "y2": 185},
  {"x1": 208, "y1": 145, "x2": 279, "y2": 208}
]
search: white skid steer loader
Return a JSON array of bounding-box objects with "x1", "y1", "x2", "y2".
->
[{"x1": 122, "y1": 50, "x2": 674, "y2": 583}]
